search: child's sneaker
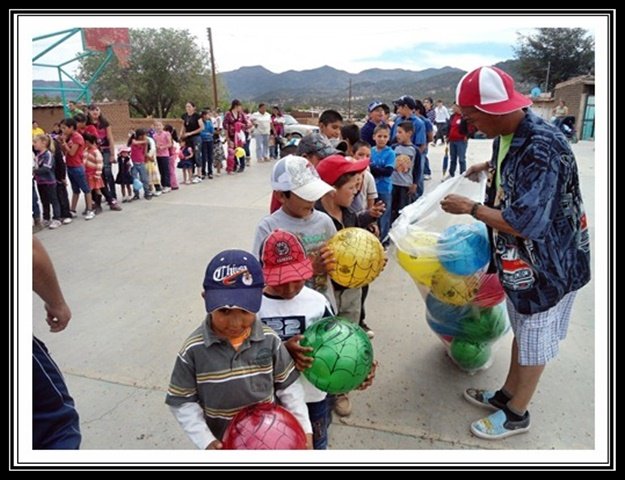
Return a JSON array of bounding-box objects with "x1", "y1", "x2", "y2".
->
[
  {"x1": 333, "y1": 394, "x2": 352, "y2": 417},
  {"x1": 84, "y1": 210, "x2": 95, "y2": 220},
  {"x1": 470, "y1": 409, "x2": 530, "y2": 440},
  {"x1": 463, "y1": 388, "x2": 507, "y2": 411},
  {"x1": 360, "y1": 323, "x2": 375, "y2": 339}
]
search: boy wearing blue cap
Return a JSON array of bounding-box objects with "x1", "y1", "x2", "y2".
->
[
  {"x1": 360, "y1": 101, "x2": 388, "y2": 147},
  {"x1": 166, "y1": 249, "x2": 312, "y2": 449}
]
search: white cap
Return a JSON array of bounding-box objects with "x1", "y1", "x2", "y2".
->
[{"x1": 270, "y1": 155, "x2": 334, "y2": 202}]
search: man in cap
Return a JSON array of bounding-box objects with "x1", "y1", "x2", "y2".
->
[{"x1": 441, "y1": 66, "x2": 591, "y2": 440}]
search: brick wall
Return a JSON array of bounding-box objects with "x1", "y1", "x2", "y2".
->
[
  {"x1": 33, "y1": 101, "x2": 183, "y2": 146},
  {"x1": 553, "y1": 83, "x2": 584, "y2": 131}
]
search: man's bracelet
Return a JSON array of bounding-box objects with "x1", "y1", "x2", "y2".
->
[{"x1": 470, "y1": 202, "x2": 482, "y2": 218}]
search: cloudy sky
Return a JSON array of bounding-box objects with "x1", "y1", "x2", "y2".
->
[{"x1": 27, "y1": 14, "x2": 596, "y2": 80}]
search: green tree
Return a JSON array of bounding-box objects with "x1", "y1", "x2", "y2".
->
[
  {"x1": 78, "y1": 28, "x2": 228, "y2": 118},
  {"x1": 33, "y1": 94, "x2": 61, "y2": 104},
  {"x1": 514, "y1": 28, "x2": 594, "y2": 92}
]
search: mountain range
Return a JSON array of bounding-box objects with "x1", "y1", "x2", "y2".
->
[
  {"x1": 220, "y1": 65, "x2": 465, "y2": 113},
  {"x1": 220, "y1": 60, "x2": 522, "y2": 114},
  {"x1": 33, "y1": 60, "x2": 523, "y2": 115}
]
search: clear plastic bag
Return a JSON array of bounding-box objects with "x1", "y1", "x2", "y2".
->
[{"x1": 389, "y1": 173, "x2": 509, "y2": 373}]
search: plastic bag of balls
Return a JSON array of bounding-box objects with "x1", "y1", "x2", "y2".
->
[{"x1": 389, "y1": 173, "x2": 510, "y2": 373}]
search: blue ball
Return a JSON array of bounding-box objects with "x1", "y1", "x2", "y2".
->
[
  {"x1": 132, "y1": 178, "x2": 143, "y2": 192},
  {"x1": 425, "y1": 294, "x2": 470, "y2": 337},
  {"x1": 437, "y1": 223, "x2": 490, "y2": 275}
]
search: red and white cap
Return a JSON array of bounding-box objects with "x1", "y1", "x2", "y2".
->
[{"x1": 456, "y1": 66, "x2": 532, "y2": 115}]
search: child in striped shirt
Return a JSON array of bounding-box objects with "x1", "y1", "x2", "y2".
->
[{"x1": 166, "y1": 250, "x2": 312, "y2": 449}]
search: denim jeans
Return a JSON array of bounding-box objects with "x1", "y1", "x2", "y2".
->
[
  {"x1": 132, "y1": 163, "x2": 150, "y2": 196},
  {"x1": 423, "y1": 154, "x2": 431, "y2": 176},
  {"x1": 377, "y1": 192, "x2": 393, "y2": 245},
  {"x1": 67, "y1": 166, "x2": 90, "y2": 194},
  {"x1": 307, "y1": 398, "x2": 330, "y2": 450},
  {"x1": 449, "y1": 141, "x2": 467, "y2": 176},
  {"x1": 200, "y1": 142, "x2": 213, "y2": 176}
]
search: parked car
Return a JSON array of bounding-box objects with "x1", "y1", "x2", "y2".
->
[{"x1": 283, "y1": 114, "x2": 319, "y2": 138}]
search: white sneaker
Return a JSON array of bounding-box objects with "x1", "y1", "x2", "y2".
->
[
  {"x1": 191, "y1": 177, "x2": 201, "y2": 184},
  {"x1": 153, "y1": 190, "x2": 162, "y2": 196},
  {"x1": 62, "y1": 217, "x2": 73, "y2": 225},
  {"x1": 84, "y1": 210, "x2": 95, "y2": 220},
  {"x1": 161, "y1": 187, "x2": 171, "y2": 194},
  {"x1": 48, "y1": 219, "x2": 62, "y2": 229}
]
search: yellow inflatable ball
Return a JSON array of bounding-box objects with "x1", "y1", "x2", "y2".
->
[
  {"x1": 395, "y1": 231, "x2": 442, "y2": 286},
  {"x1": 326, "y1": 227, "x2": 385, "y2": 288},
  {"x1": 430, "y1": 269, "x2": 479, "y2": 306}
]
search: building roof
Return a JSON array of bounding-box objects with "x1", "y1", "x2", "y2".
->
[{"x1": 554, "y1": 75, "x2": 595, "y2": 89}]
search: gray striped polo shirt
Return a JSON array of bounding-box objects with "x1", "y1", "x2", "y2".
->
[{"x1": 166, "y1": 315, "x2": 299, "y2": 440}]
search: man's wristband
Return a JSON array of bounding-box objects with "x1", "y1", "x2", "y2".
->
[{"x1": 470, "y1": 202, "x2": 482, "y2": 218}]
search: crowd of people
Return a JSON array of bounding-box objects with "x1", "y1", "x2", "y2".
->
[
  {"x1": 31, "y1": 101, "x2": 294, "y2": 231},
  {"x1": 32, "y1": 66, "x2": 589, "y2": 450}
]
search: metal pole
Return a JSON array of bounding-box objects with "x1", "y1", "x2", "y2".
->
[
  {"x1": 207, "y1": 28, "x2": 218, "y2": 109},
  {"x1": 348, "y1": 78, "x2": 352, "y2": 121},
  {"x1": 545, "y1": 60, "x2": 551, "y2": 92}
]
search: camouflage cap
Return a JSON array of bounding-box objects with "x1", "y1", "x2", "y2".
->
[{"x1": 296, "y1": 132, "x2": 339, "y2": 159}]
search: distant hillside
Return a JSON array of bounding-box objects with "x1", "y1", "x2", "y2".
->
[
  {"x1": 33, "y1": 59, "x2": 524, "y2": 115},
  {"x1": 32, "y1": 80, "x2": 81, "y2": 101},
  {"x1": 221, "y1": 65, "x2": 467, "y2": 113}
]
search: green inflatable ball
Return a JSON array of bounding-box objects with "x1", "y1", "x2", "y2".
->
[
  {"x1": 300, "y1": 317, "x2": 373, "y2": 394},
  {"x1": 461, "y1": 304, "x2": 509, "y2": 342},
  {"x1": 449, "y1": 338, "x2": 491, "y2": 371}
]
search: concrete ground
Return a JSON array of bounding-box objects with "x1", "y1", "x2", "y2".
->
[{"x1": 31, "y1": 139, "x2": 596, "y2": 453}]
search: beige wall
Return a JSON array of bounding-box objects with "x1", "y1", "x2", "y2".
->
[{"x1": 33, "y1": 101, "x2": 184, "y2": 146}]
